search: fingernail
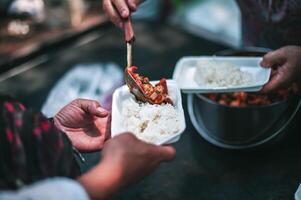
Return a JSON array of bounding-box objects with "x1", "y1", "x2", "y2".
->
[
  {"x1": 97, "y1": 107, "x2": 108, "y2": 115},
  {"x1": 121, "y1": 10, "x2": 128, "y2": 18}
]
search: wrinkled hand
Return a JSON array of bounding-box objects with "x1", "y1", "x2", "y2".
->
[
  {"x1": 101, "y1": 133, "x2": 176, "y2": 186},
  {"x1": 260, "y1": 45, "x2": 301, "y2": 92},
  {"x1": 102, "y1": 0, "x2": 142, "y2": 28},
  {"x1": 78, "y1": 133, "x2": 176, "y2": 200},
  {"x1": 54, "y1": 99, "x2": 111, "y2": 152}
]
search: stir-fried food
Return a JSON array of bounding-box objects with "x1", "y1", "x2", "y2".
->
[
  {"x1": 125, "y1": 66, "x2": 173, "y2": 105},
  {"x1": 205, "y1": 83, "x2": 299, "y2": 107}
]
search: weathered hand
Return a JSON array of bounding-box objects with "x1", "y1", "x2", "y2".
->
[
  {"x1": 261, "y1": 45, "x2": 301, "y2": 92},
  {"x1": 101, "y1": 133, "x2": 176, "y2": 186},
  {"x1": 54, "y1": 99, "x2": 111, "y2": 152},
  {"x1": 102, "y1": 0, "x2": 142, "y2": 28},
  {"x1": 78, "y1": 133, "x2": 176, "y2": 200}
]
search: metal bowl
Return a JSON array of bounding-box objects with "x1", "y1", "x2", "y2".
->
[
  {"x1": 187, "y1": 47, "x2": 301, "y2": 149},
  {"x1": 188, "y1": 94, "x2": 301, "y2": 149},
  {"x1": 194, "y1": 94, "x2": 290, "y2": 144}
]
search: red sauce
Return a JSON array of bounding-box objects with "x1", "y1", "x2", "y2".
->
[{"x1": 204, "y1": 83, "x2": 299, "y2": 107}]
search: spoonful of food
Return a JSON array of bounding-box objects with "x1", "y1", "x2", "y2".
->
[{"x1": 123, "y1": 18, "x2": 173, "y2": 105}]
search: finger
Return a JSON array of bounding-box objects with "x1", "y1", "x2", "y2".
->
[
  {"x1": 95, "y1": 107, "x2": 109, "y2": 117},
  {"x1": 65, "y1": 131, "x2": 105, "y2": 152},
  {"x1": 261, "y1": 73, "x2": 288, "y2": 92},
  {"x1": 260, "y1": 49, "x2": 286, "y2": 68},
  {"x1": 75, "y1": 99, "x2": 108, "y2": 117},
  {"x1": 270, "y1": 69, "x2": 277, "y2": 77},
  {"x1": 127, "y1": 0, "x2": 138, "y2": 11},
  {"x1": 77, "y1": 136, "x2": 105, "y2": 152},
  {"x1": 103, "y1": 0, "x2": 123, "y2": 28},
  {"x1": 112, "y1": 0, "x2": 130, "y2": 18},
  {"x1": 105, "y1": 113, "x2": 112, "y2": 140},
  {"x1": 95, "y1": 113, "x2": 111, "y2": 140},
  {"x1": 155, "y1": 145, "x2": 176, "y2": 162}
]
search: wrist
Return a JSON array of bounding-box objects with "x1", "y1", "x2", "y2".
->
[{"x1": 78, "y1": 162, "x2": 123, "y2": 200}]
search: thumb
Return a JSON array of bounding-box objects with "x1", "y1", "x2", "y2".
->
[
  {"x1": 261, "y1": 73, "x2": 286, "y2": 93},
  {"x1": 260, "y1": 49, "x2": 286, "y2": 68},
  {"x1": 156, "y1": 145, "x2": 176, "y2": 162},
  {"x1": 75, "y1": 99, "x2": 108, "y2": 117}
]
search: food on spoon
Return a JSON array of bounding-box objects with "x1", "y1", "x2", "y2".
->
[
  {"x1": 194, "y1": 61, "x2": 252, "y2": 87},
  {"x1": 126, "y1": 66, "x2": 173, "y2": 105},
  {"x1": 205, "y1": 83, "x2": 299, "y2": 107},
  {"x1": 122, "y1": 97, "x2": 180, "y2": 144}
]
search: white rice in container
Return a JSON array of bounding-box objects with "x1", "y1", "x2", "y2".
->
[
  {"x1": 194, "y1": 61, "x2": 252, "y2": 87},
  {"x1": 122, "y1": 98, "x2": 180, "y2": 144}
]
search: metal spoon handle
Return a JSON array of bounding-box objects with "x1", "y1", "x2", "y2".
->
[{"x1": 127, "y1": 42, "x2": 132, "y2": 67}]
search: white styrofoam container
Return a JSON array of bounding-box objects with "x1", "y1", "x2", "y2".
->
[
  {"x1": 111, "y1": 80, "x2": 186, "y2": 145},
  {"x1": 172, "y1": 56, "x2": 271, "y2": 93}
]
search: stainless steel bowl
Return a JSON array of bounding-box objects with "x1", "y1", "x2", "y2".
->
[
  {"x1": 187, "y1": 94, "x2": 301, "y2": 149},
  {"x1": 194, "y1": 94, "x2": 290, "y2": 144}
]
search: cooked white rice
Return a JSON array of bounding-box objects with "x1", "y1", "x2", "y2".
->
[
  {"x1": 122, "y1": 99, "x2": 180, "y2": 144},
  {"x1": 194, "y1": 61, "x2": 252, "y2": 87}
]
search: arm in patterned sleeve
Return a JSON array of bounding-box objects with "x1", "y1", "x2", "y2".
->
[
  {"x1": 0, "y1": 95, "x2": 80, "y2": 190},
  {"x1": 0, "y1": 95, "x2": 175, "y2": 200}
]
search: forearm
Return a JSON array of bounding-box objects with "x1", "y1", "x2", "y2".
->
[{"x1": 77, "y1": 162, "x2": 122, "y2": 200}]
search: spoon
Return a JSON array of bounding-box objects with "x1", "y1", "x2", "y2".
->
[{"x1": 123, "y1": 17, "x2": 149, "y2": 102}]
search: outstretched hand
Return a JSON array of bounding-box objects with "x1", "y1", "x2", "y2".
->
[
  {"x1": 261, "y1": 45, "x2": 301, "y2": 92},
  {"x1": 54, "y1": 99, "x2": 111, "y2": 152}
]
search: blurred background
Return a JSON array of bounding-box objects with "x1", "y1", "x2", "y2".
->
[
  {"x1": 0, "y1": 0, "x2": 240, "y2": 69},
  {"x1": 0, "y1": 0, "x2": 104, "y2": 66}
]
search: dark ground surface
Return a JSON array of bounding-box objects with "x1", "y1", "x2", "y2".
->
[{"x1": 1, "y1": 22, "x2": 301, "y2": 200}]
